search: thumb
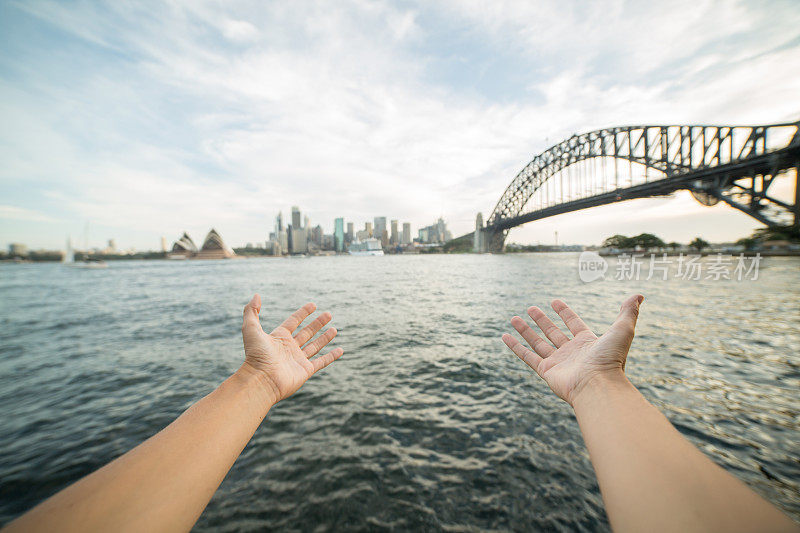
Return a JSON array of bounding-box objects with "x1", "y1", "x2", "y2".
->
[
  {"x1": 610, "y1": 294, "x2": 644, "y2": 337},
  {"x1": 242, "y1": 294, "x2": 264, "y2": 340}
]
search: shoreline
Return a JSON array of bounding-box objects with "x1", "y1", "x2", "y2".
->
[{"x1": 3, "y1": 249, "x2": 800, "y2": 264}]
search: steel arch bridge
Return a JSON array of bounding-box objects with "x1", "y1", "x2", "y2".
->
[{"x1": 474, "y1": 121, "x2": 800, "y2": 252}]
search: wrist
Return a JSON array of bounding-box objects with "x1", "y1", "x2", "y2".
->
[
  {"x1": 570, "y1": 371, "x2": 635, "y2": 412},
  {"x1": 233, "y1": 363, "x2": 280, "y2": 409}
]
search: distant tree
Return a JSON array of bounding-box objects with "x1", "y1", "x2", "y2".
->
[
  {"x1": 668, "y1": 242, "x2": 681, "y2": 250},
  {"x1": 602, "y1": 234, "x2": 634, "y2": 249},
  {"x1": 632, "y1": 233, "x2": 666, "y2": 250},
  {"x1": 751, "y1": 225, "x2": 800, "y2": 243},
  {"x1": 736, "y1": 237, "x2": 758, "y2": 251},
  {"x1": 689, "y1": 237, "x2": 709, "y2": 251}
]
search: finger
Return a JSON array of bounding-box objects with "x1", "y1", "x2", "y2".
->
[
  {"x1": 551, "y1": 300, "x2": 591, "y2": 336},
  {"x1": 303, "y1": 327, "x2": 338, "y2": 357},
  {"x1": 274, "y1": 302, "x2": 316, "y2": 334},
  {"x1": 502, "y1": 333, "x2": 543, "y2": 374},
  {"x1": 610, "y1": 294, "x2": 644, "y2": 337},
  {"x1": 242, "y1": 294, "x2": 264, "y2": 343},
  {"x1": 527, "y1": 306, "x2": 570, "y2": 347},
  {"x1": 311, "y1": 347, "x2": 344, "y2": 374},
  {"x1": 294, "y1": 312, "x2": 332, "y2": 346},
  {"x1": 510, "y1": 316, "x2": 555, "y2": 357}
]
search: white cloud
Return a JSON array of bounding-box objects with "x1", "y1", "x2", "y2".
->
[
  {"x1": 2, "y1": 0, "x2": 799, "y2": 249},
  {"x1": 0, "y1": 205, "x2": 58, "y2": 223},
  {"x1": 220, "y1": 19, "x2": 259, "y2": 42}
]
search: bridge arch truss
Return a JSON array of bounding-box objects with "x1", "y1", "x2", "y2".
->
[{"x1": 481, "y1": 122, "x2": 800, "y2": 251}]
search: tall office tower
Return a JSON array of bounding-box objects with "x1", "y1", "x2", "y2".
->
[
  {"x1": 304, "y1": 215, "x2": 310, "y2": 230},
  {"x1": 346, "y1": 222, "x2": 354, "y2": 244},
  {"x1": 291, "y1": 206, "x2": 302, "y2": 229},
  {"x1": 290, "y1": 227, "x2": 308, "y2": 254},
  {"x1": 278, "y1": 229, "x2": 288, "y2": 254},
  {"x1": 365, "y1": 222, "x2": 373, "y2": 237},
  {"x1": 402, "y1": 223, "x2": 411, "y2": 245},
  {"x1": 373, "y1": 217, "x2": 386, "y2": 242},
  {"x1": 437, "y1": 218, "x2": 446, "y2": 242},
  {"x1": 380, "y1": 229, "x2": 389, "y2": 248},
  {"x1": 334, "y1": 218, "x2": 345, "y2": 252},
  {"x1": 276, "y1": 211, "x2": 284, "y2": 232},
  {"x1": 311, "y1": 225, "x2": 323, "y2": 246},
  {"x1": 390, "y1": 220, "x2": 398, "y2": 245}
]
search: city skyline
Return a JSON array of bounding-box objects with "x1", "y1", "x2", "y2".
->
[
  {"x1": 1, "y1": 1, "x2": 799, "y2": 250},
  {"x1": 265, "y1": 205, "x2": 437, "y2": 255}
]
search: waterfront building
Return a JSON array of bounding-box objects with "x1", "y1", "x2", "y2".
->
[
  {"x1": 170, "y1": 232, "x2": 198, "y2": 258},
  {"x1": 278, "y1": 229, "x2": 288, "y2": 254},
  {"x1": 418, "y1": 218, "x2": 453, "y2": 244},
  {"x1": 374, "y1": 217, "x2": 386, "y2": 244},
  {"x1": 402, "y1": 223, "x2": 411, "y2": 245},
  {"x1": 291, "y1": 206, "x2": 302, "y2": 229},
  {"x1": 290, "y1": 227, "x2": 308, "y2": 254},
  {"x1": 365, "y1": 222, "x2": 373, "y2": 237},
  {"x1": 160, "y1": 236, "x2": 168, "y2": 252},
  {"x1": 322, "y1": 234, "x2": 335, "y2": 250},
  {"x1": 346, "y1": 222, "x2": 354, "y2": 244},
  {"x1": 334, "y1": 218, "x2": 345, "y2": 252},
  {"x1": 380, "y1": 229, "x2": 389, "y2": 248},
  {"x1": 390, "y1": 220, "x2": 399, "y2": 245},
  {"x1": 356, "y1": 229, "x2": 370, "y2": 241},
  {"x1": 195, "y1": 228, "x2": 235, "y2": 259},
  {"x1": 311, "y1": 225, "x2": 323, "y2": 247}
]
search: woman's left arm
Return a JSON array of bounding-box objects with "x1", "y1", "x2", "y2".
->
[{"x1": 5, "y1": 295, "x2": 342, "y2": 533}]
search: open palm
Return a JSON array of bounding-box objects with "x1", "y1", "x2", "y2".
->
[
  {"x1": 241, "y1": 294, "x2": 343, "y2": 404},
  {"x1": 502, "y1": 294, "x2": 643, "y2": 406}
]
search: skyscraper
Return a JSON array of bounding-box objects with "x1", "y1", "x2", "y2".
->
[
  {"x1": 276, "y1": 211, "x2": 284, "y2": 232},
  {"x1": 365, "y1": 222, "x2": 373, "y2": 237},
  {"x1": 402, "y1": 223, "x2": 411, "y2": 245},
  {"x1": 346, "y1": 222, "x2": 354, "y2": 244},
  {"x1": 334, "y1": 218, "x2": 345, "y2": 252},
  {"x1": 373, "y1": 217, "x2": 386, "y2": 242},
  {"x1": 291, "y1": 206, "x2": 301, "y2": 229},
  {"x1": 290, "y1": 226, "x2": 307, "y2": 254},
  {"x1": 390, "y1": 220, "x2": 398, "y2": 245},
  {"x1": 311, "y1": 225, "x2": 323, "y2": 246}
]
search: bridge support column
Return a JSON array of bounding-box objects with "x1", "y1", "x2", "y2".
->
[
  {"x1": 473, "y1": 213, "x2": 486, "y2": 252},
  {"x1": 485, "y1": 229, "x2": 506, "y2": 253},
  {"x1": 795, "y1": 163, "x2": 800, "y2": 226}
]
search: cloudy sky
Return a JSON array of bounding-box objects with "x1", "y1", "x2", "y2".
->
[{"x1": 1, "y1": 0, "x2": 799, "y2": 250}]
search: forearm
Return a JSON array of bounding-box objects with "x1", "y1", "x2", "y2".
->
[
  {"x1": 573, "y1": 374, "x2": 796, "y2": 532},
  {"x1": 6, "y1": 364, "x2": 275, "y2": 533}
]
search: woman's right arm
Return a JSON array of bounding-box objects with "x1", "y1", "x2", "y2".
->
[{"x1": 502, "y1": 295, "x2": 797, "y2": 532}]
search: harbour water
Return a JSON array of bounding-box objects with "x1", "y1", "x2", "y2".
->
[{"x1": 0, "y1": 254, "x2": 798, "y2": 531}]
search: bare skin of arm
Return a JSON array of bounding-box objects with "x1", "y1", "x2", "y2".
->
[
  {"x1": 5, "y1": 294, "x2": 343, "y2": 533},
  {"x1": 502, "y1": 294, "x2": 798, "y2": 533}
]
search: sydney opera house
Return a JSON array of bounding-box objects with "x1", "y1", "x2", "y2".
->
[{"x1": 168, "y1": 229, "x2": 235, "y2": 259}]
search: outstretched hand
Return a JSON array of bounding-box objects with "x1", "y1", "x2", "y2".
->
[
  {"x1": 502, "y1": 294, "x2": 643, "y2": 406},
  {"x1": 241, "y1": 294, "x2": 343, "y2": 405}
]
